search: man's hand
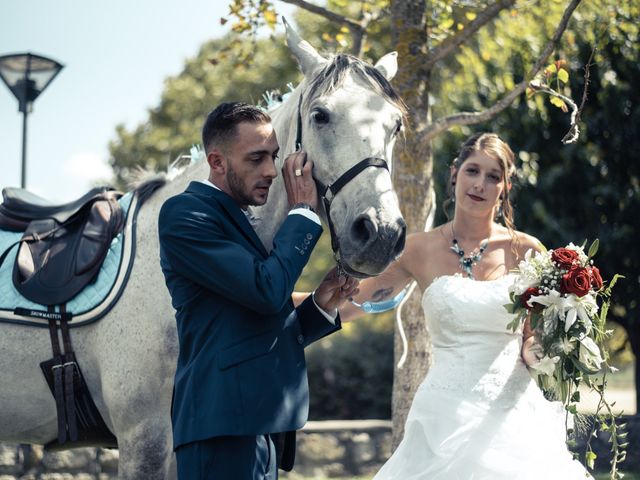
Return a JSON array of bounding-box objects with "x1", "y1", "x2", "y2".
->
[
  {"x1": 314, "y1": 267, "x2": 360, "y2": 313},
  {"x1": 282, "y1": 150, "x2": 318, "y2": 211}
]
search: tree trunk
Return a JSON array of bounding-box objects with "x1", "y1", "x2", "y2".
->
[{"x1": 390, "y1": 0, "x2": 435, "y2": 449}]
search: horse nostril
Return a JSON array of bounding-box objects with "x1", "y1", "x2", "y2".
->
[
  {"x1": 352, "y1": 214, "x2": 377, "y2": 246},
  {"x1": 393, "y1": 220, "x2": 407, "y2": 258}
]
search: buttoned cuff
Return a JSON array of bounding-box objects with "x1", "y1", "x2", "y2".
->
[
  {"x1": 289, "y1": 208, "x2": 321, "y2": 225},
  {"x1": 311, "y1": 291, "x2": 337, "y2": 325}
]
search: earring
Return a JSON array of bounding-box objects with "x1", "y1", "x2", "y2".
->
[
  {"x1": 451, "y1": 181, "x2": 456, "y2": 203},
  {"x1": 495, "y1": 195, "x2": 504, "y2": 220}
]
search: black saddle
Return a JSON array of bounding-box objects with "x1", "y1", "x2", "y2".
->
[{"x1": 0, "y1": 186, "x2": 124, "y2": 305}]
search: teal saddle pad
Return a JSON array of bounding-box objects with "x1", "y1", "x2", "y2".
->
[{"x1": 0, "y1": 192, "x2": 136, "y2": 327}]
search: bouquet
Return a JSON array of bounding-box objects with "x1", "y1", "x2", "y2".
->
[{"x1": 504, "y1": 240, "x2": 626, "y2": 476}]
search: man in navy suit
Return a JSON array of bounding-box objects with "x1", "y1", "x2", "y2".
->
[{"x1": 158, "y1": 102, "x2": 358, "y2": 479}]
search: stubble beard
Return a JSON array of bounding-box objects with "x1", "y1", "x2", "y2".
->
[{"x1": 227, "y1": 164, "x2": 266, "y2": 207}]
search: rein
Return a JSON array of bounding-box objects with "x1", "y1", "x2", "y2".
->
[{"x1": 294, "y1": 93, "x2": 390, "y2": 278}]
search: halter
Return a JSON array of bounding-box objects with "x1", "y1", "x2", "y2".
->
[{"x1": 294, "y1": 93, "x2": 390, "y2": 278}]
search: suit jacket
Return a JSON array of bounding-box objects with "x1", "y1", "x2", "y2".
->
[{"x1": 158, "y1": 181, "x2": 340, "y2": 461}]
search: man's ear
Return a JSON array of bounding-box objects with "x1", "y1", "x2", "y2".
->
[{"x1": 207, "y1": 149, "x2": 226, "y2": 175}]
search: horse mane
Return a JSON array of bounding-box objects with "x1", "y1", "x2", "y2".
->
[
  {"x1": 128, "y1": 170, "x2": 168, "y2": 205},
  {"x1": 305, "y1": 54, "x2": 408, "y2": 118}
]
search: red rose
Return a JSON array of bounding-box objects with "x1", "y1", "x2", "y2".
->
[
  {"x1": 551, "y1": 248, "x2": 579, "y2": 269},
  {"x1": 589, "y1": 266, "x2": 604, "y2": 290},
  {"x1": 560, "y1": 266, "x2": 591, "y2": 297},
  {"x1": 521, "y1": 287, "x2": 544, "y2": 312}
]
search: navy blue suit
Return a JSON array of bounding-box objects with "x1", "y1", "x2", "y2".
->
[{"x1": 158, "y1": 181, "x2": 340, "y2": 476}]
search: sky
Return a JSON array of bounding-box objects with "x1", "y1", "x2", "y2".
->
[{"x1": 0, "y1": 0, "x2": 294, "y2": 202}]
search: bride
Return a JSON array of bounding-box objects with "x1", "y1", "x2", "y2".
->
[{"x1": 340, "y1": 133, "x2": 591, "y2": 479}]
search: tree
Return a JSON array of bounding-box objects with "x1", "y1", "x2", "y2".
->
[
  {"x1": 108, "y1": 36, "x2": 299, "y2": 188},
  {"x1": 432, "y1": 0, "x2": 640, "y2": 412},
  {"x1": 223, "y1": 0, "x2": 583, "y2": 447}
]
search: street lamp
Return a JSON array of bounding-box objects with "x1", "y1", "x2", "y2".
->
[{"x1": 0, "y1": 52, "x2": 64, "y2": 189}]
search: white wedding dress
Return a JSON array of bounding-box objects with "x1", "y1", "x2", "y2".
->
[{"x1": 374, "y1": 274, "x2": 592, "y2": 480}]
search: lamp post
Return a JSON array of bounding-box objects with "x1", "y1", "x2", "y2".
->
[{"x1": 0, "y1": 52, "x2": 64, "y2": 189}]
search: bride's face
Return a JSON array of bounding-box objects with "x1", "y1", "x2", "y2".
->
[{"x1": 453, "y1": 151, "x2": 505, "y2": 217}]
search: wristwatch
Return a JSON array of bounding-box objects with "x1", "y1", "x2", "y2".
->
[{"x1": 291, "y1": 202, "x2": 316, "y2": 213}]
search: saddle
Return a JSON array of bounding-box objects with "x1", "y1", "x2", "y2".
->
[
  {"x1": 0, "y1": 186, "x2": 124, "y2": 305},
  {"x1": 0, "y1": 186, "x2": 123, "y2": 449}
]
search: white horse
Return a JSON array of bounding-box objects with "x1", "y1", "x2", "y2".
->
[{"x1": 0, "y1": 21, "x2": 406, "y2": 478}]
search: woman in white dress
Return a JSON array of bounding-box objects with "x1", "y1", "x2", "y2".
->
[{"x1": 341, "y1": 133, "x2": 591, "y2": 479}]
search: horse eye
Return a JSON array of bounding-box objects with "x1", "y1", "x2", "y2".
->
[
  {"x1": 311, "y1": 108, "x2": 330, "y2": 125},
  {"x1": 393, "y1": 119, "x2": 403, "y2": 136}
]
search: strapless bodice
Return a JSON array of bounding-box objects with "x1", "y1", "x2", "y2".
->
[
  {"x1": 422, "y1": 273, "x2": 520, "y2": 346},
  {"x1": 420, "y1": 274, "x2": 530, "y2": 405}
]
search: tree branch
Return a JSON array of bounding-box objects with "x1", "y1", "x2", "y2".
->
[
  {"x1": 279, "y1": 0, "x2": 365, "y2": 35},
  {"x1": 424, "y1": 0, "x2": 516, "y2": 71},
  {"x1": 421, "y1": 0, "x2": 582, "y2": 145}
]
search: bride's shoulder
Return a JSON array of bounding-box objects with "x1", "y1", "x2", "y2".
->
[
  {"x1": 405, "y1": 226, "x2": 448, "y2": 253},
  {"x1": 511, "y1": 229, "x2": 544, "y2": 261},
  {"x1": 398, "y1": 227, "x2": 448, "y2": 268}
]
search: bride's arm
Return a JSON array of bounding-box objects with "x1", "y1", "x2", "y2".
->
[
  {"x1": 292, "y1": 258, "x2": 412, "y2": 319},
  {"x1": 516, "y1": 232, "x2": 545, "y2": 366},
  {"x1": 521, "y1": 317, "x2": 542, "y2": 366},
  {"x1": 338, "y1": 257, "x2": 414, "y2": 322},
  {"x1": 293, "y1": 233, "x2": 420, "y2": 320}
]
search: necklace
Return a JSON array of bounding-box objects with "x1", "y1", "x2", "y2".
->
[{"x1": 450, "y1": 225, "x2": 489, "y2": 279}]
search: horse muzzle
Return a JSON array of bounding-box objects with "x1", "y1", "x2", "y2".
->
[{"x1": 337, "y1": 215, "x2": 407, "y2": 278}]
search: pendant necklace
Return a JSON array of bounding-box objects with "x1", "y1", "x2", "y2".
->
[{"x1": 450, "y1": 224, "x2": 489, "y2": 279}]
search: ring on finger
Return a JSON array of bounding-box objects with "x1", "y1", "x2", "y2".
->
[{"x1": 295, "y1": 168, "x2": 303, "y2": 177}]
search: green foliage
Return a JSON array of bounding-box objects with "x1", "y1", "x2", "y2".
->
[
  {"x1": 107, "y1": 0, "x2": 639, "y2": 420},
  {"x1": 108, "y1": 35, "x2": 299, "y2": 188},
  {"x1": 306, "y1": 312, "x2": 394, "y2": 420},
  {"x1": 434, "y1": 1, "x2": 640, "y2": 370}
]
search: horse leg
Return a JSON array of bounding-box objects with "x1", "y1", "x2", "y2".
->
[
  {"x1": 93, "y1": 314, "x2": 178, "y2": 479},
  {"x1": 115, "y1": 417, "x2": 176, "y2": 479}
]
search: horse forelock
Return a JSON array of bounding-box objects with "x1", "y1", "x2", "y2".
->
[{"x1": 304, "y1": 54, "x2": 407, "y2": 119}]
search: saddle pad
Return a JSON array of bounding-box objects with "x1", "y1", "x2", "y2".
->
[{"x1": 0, "y1": 193, "x2": 134, "y2": 324}]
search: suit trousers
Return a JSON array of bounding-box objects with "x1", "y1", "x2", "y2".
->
[{"x1": 175, "y1": 434, "x2": 277, "y2": 480}]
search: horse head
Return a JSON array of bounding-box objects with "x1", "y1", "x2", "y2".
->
[{"x1": 263, "y1": 20, "x2": 407, "y2": 278}]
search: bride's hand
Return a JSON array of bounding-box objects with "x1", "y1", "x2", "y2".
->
[{"x1": 522, "y1": 336, "x2": 544, "y2": 366}]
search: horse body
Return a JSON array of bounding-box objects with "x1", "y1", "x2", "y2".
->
[{"x1": 0, "y1": 22, "x2": 405, "y2": 479}]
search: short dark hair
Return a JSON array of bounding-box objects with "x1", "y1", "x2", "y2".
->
[{"x1": 202, "y1": 102, "x2": 271, "y2": 153}]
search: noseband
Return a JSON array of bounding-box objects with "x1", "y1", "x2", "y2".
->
[{"x1": 294, "y1": 94, "x2": 390, "y2": 278}]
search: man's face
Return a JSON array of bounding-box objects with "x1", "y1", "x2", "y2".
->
[{"x1": 222, "y1": 121, "x2": 279, "y2": 208}]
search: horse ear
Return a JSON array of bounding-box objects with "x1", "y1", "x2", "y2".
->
[
  {"x1": 283, "y1": 17, "x2": 325, "y2": 76},
  {"x1": 374, "y1": 52, "x2": 398, "y2": 81}
]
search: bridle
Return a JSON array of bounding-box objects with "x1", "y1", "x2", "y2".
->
[{"x1": 294, "y1": 93, "x2": 391, "y2": 278}]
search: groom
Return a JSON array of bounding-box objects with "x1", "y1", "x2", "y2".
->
[{"x1": 158, "y1": 102, "x2": 358, "y2": 479}]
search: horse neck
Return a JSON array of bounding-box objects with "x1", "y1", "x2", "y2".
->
[
  {"x1": 134, "y1": 160, "x2": 209, "y2": 250},
  {"x1": 253, "y1": 85, "x2": 306, "y2": 250}
]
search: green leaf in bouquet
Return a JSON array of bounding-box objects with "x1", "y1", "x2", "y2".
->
[
  {"x1": 571, "y1": 390, "x2": 581, "y2": 402},
  {"x1": 585, "y1": 450, "x2": 597, "y2": 470},
  {"x1": 587, "y1": 238, "x2": 599, "y2": 258},
  {"x1": 503, "y1": 302, "x2": 515, "y2": 314},
  {"x1": 604, "y1": 273, "x2": 624, "y2": 297},
  {"x1": 574, "y1": 360, "x2": 601, "y2": 375},
  {"x1": 530, "y1": 312, "x2": 541, "y2": 330}
]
